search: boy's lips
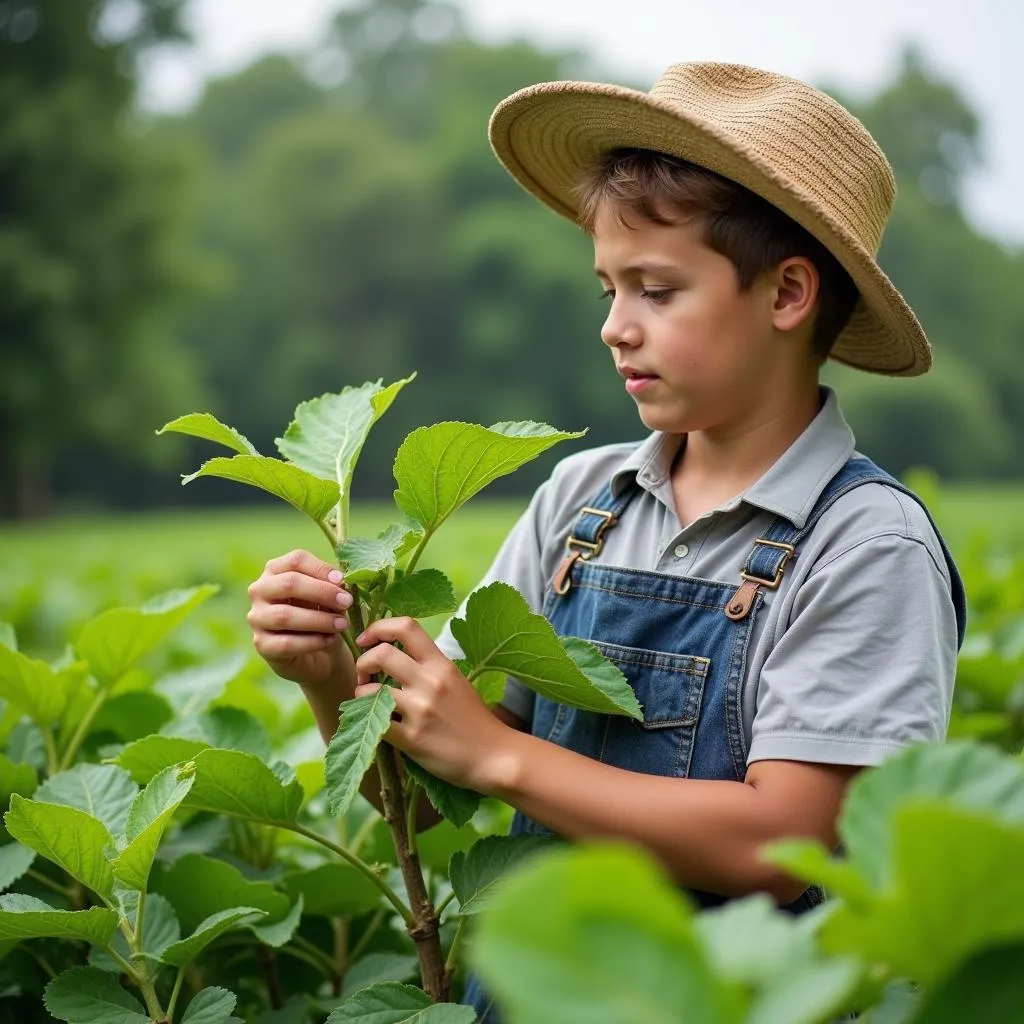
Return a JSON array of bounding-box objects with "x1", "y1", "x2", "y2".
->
[{"x1": 617, "y1": 365, "x2": 659, "y2": 395}]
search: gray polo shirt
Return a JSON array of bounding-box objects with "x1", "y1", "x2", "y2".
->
[{"x1": 436, "y1": 387, "x2": 959, "y2": 768}]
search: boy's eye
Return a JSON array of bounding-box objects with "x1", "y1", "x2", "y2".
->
[
  {"x1": 598, "y1": 288, "x2": 614, "y2": 301},
  {"x1": 640, "y1": 288, "x2": 672, "y2": 304}
]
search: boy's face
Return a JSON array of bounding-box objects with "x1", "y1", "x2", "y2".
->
[{"x1": 592, "y1": 202, "x2": 793, "y2": 436}]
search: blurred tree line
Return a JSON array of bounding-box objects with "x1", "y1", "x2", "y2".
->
[{"x1": 1, "y1": 0, "x2": 1021, "y2": 518}]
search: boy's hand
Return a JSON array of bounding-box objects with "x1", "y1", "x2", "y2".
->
[
  {"x1": 354, "y1": 617, "x2": 508, "y2": 791},
  {"x1": 247, "y1": 550, "x2": 355, "y2": 690}
]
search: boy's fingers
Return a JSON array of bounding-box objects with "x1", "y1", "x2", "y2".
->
[
  {"x1": 249, "y1": 568, "x2": 352, "y2": 612},
  {"x1": 248, "y1": 602, "x2": 348, "y2": 636},
  {"x1": 264, "y1": 549, "x2": 345, "y2": 586},
  {"x1": 355, "y1": 643, "x2": 420, "y2": 687},
  {"x1": 254, "y1": 631, "x2": 336, "y2": 660},
  {"x1": 357, "y1": 617, "x2": 440, "y2": 662}
]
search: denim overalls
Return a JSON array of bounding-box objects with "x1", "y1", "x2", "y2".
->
[{"x1": 463, "y1": 453, "x2": 967, "y2": 1023}]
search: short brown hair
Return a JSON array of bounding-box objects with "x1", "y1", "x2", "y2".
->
[{"x1": 575, "y1": 148, "x2": 860, "y2": 362}]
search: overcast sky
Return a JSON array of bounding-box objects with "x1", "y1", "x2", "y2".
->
[{"x1": 140, "y1": 0, "x2": 1022, "y2": 245}]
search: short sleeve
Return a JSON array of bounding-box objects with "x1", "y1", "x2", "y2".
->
[
  {"x1": 748, "y1": 532, "x2": 959, "y2": 767},
  {"x1": 433, "y1": 481, "x2": 555, "y2": 723}
]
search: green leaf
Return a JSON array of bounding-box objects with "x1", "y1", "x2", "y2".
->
[
  {"x1": 279, "y1": 864, "x2": 383, "y2": 918},
  {"x1": 0, "y1": 894, "x2": 117, "y2": 945},
  {"x1": 416, "y1": 819, "x2": 479, "y2": 874},
  {"x1": 393, "y1": 421, "x2": 585, "y2": 535},
  {"x1": 0, "y1": 644, "x2": 86, "y2": 726},
  {"x1": 325, "y1": 688, "x2": 397, "y2": 818},
  {"x1": 822, "y1": 803, "x2": 1024, "y2": 986},
  {"x1": 909, "y1": 942, "x2": 1024, "y2": 1024},
  {"x1": 111, "y1": 763, "x2": 195, "y2": 890},
  {"x1": 449, "y1": 835, "x2": 554, "y2": 916},
  {"x1": 0, "y1": 753, "x2": 38, "y2": 809},
  {"x1": 4, "y1": 795, "x2": 115, "y2": 899},
  {"x1": 276, "y1": 377, "x2": 415, "y2": 491},
  {"x1": 458, "y1": 665, "x2": 506, "y2": 707},
  {"x1": 35, "y1": 763, "x2": 139, "y2": 836},
  {"x1": 451, "y1": 584, "x2": 642, "y2": 719},
  {"x1": 92, "y1": 691, "x2": 174, "y2": 742},
  {"x1": 0, "y1": 623, "x2": 16, "y2": 650},
  {"x1": 402, "y1": 756, "x2": 481, "y2": 828},
  {"x1": 470, "y1": 843, "x2": 743, "y2": 1024},
  {"x1": 44, "y1": 966, "x2": 151, "y2": 1024},
  {"x1": 158, "y1": 412, "x2": 258, "y2": 455},
  {"x1": 340, "y1": 953, "x2": 418, "y2": 998},
  {"x1": 155, "y1": 852, "x2": 289, "y2": 934},
  {"x1": 0, "y1": 842, "x2": 35, "y2": 891},
  {"x1": 76, "y1": 585, "x2": 219, "y2": 688},
  {"x1": 165, "y1": 706, "x2": 271, "y2": 761},
  {"x1": 182, "y1": 748, "x2": 305, "y2": 826},
  {"x1": 325, "y1": 982, "x2": 476, "y2": 1023},
  {"x1": 251, "y1": 894, "x2": 303, "y2": 948},
  {"x1": 337, "y1": 524, "x2": 422, "y2": 586},
  {"x1": 694, "y1": 895, "x2": 860, "y2": 1024},
  {"x1": 155, "y1": 652, "x2": 249, "y2": 716},
  {"x1": 183, "y1": 455, "x2": 340, "y2": 522},
  {"x1": 89, "y1": 893, "x2": 179, "y2": 972},
  {"x1": 385, "y1": 570, "x2": 457, "y2": 618},
  {"x1": 764, "y1": 840, "x2": 876, "y2": 907},
  {"x1": 160, "y1": 906, "x2": 267, "y2": 967},
  {"x1": 838, "y1": 740, "x2": 1024, "y2": 889},
  {"x1": 111, "y1": 734, "x2": 209, "y2": 784},
  {"x1": 182, "y1": 987, "x2": 239, "y2": 1024}
]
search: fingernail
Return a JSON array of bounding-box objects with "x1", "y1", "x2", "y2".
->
[
  {"x1": 334, "y1": 617, "x2": 348, "y2": 631},
  {"x1": 355, "y1": 632, "x2": 366, "y2": 645},
  {"x1": 328, "y1": 569, "x2": 343, "y2": 584},
  {"x1": 336, "y1": 590, "x2": 352, "y2": 608}
]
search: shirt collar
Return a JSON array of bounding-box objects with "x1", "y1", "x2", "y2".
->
[{"x1": 609, "y1": 386, "x2": 855, "y2": 529}]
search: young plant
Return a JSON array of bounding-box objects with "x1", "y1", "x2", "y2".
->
[{"x1": 159, "y1": 376, "x2": 644, "y2": 1009}]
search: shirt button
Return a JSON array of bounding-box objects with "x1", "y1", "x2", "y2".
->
[{"x1": 673, "y1": 543, "x2": 689, "y2": 558}]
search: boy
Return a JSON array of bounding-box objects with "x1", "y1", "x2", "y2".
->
[{"x1": 246, "y1": 63, "x2": 966, "y2": 1021}]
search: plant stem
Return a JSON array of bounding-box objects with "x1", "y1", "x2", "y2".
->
[
  {"x1": 318, "y1": 516, "x2": 338, "y2": 551},
  {"x1": 405, "y1": 780, "x2": 421, "y2": 857},
  {"x1": 292, "y1": 933, "x2": 338, "y2": 980},
  {"x1": 106, "y1": 946, "x2": 141, "y2": 982},
  {"x1": 434, "y1": 889, "x2": 457, "y2": 920},
  {"x1": 348, "y1": 907, "x2": 385, "y2": 964},
  {"x1": 349, "y1": 806, "x2": 382, "y2": 858},
  {"x1": 41, "y1": 729, "x2": 59, "y2": 778},
  {"x1": 136, "y1": 968, "x2": 166, "y2": 1021},
  {"x1": 287, "y1": 822, "x2": 412, "y2": 926},
  {"x1": 376, "y1": 742, "x2": 446, "y2": 1002},
  {"x1": 403, "y1": 531, "x2": 433, "y2": 577},
  {"x1": 26, "y1": 869, "x2": 73, "y2": 900},
  {"x1": 133, "y1": 888, "x2": 147, "y2": 949},
  {"x1": 166, "y1": 968, "x2": 186, "y2": 1021},
  {"x1": 58, "y1": 688, "x2": 109, "y2": 772},
  {"x1": 444, "y1": 915, "x2": 468, "y2": 980},
  {"x1": 257, "y1": 943, "x2": 284, "y2": 1010}
]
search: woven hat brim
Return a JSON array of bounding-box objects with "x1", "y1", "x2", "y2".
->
[{"x1": 489, "y1": 81, "x2": 931, "y2": 377}]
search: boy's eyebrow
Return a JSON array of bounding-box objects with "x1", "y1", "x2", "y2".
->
[{"x1": 593, "y1": 260, "x2": 680, "y2": 278}]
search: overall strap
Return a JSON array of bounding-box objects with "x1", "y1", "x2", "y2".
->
[
  {"x1": 551, "y1": 479, "x2": 639, "y2": 596},
  {"x1": 726, "y1": 456, "x2": 968, "y2": 648}
]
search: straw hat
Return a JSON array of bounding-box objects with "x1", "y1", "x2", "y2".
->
[{"x1": 489, "y1": 62, "x2": 930, "y2": 376}]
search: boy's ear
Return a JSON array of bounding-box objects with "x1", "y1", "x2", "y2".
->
[{"x1": 771, "y1": 256, "x2": 819, "y2": 334}]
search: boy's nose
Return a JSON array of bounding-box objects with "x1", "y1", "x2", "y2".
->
[{"x1": 600, "y1": 299, "x2": 642, "y2": 349}]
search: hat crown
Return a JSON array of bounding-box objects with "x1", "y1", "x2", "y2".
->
[{"x1": 649, "y1": 62, "x2": 896, "y2": 254}]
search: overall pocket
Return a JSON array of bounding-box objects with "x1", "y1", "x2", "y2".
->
[{"x1": 589, "y1": 640, "x2": 709, "y2": 778}]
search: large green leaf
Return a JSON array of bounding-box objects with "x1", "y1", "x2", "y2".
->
[
  {"x1": 386, "y1": 570, "x2": 457, "y2": 619},
  {"x1": 449, "y1": 835, "x2": 553, "y2": 916},
  {"x1": 89, "y1": 893, "x2": 179, "y2": 972},
  {"x1": 76, "y1": 585, "x2": 219, "y2": 688},
  {"x1": 251, "y1": 893, "x2": 303, "y2": 948},
  {"x1": 0, "y1": 623, "x2": 15, "y2": 650},
  {"x1": 277, "y1": 377, "x2": 415, "y2": 492},
  {"x1": 164, "y1": 706, "x2": 271, "y2": 761},
  {"x1": 0, "y1": 753, "x2": 38, "y2": 808},
  {"x1": 451, "y1": 584, "x2": 642, "y2": 719},
  {"x1": 92, "y1": 691, "x2": 174, "y2": 743},
  {"x1": 160, "y1": 906, "x2": 267, "y2": 967},
  {"x1": 393, "y1": 421, "x2": 585, "y2": 535},
  {"x1": 35, "y1": 763, "x2": 139, "y2": 836},
  {"x1": 0, "y1": 842, "x2": 35, "y2": 891},
  {"x1": 337, "y1": 524, "x2": 423, "y2": 587},
  {"x1": 325, "y1": 982, "x2": 476, "y2": 1023},
  {"x1": 402, "y1": 756, "x2": 480, "y2": 829},
  {"x1": 154, "y1": 652, "x2": 248, "y2": 716},
  {"x1": 470, "y1": 843, "x2": 743, "y2": 1024},
  {"x1": 694, "y1": 895, "x2": 860, "y2": 1024},
  {"x1": 0, "y1": 894, "x2": 118, "y2": 945},
  {"x1": 325, "y1": 688, "x2": 397, "y2": 818},
  {"x1": 339, "y1": 953, "x2": 419, "y2": 999},
  {"x1": 280, "y1": 863, "x2": 383, "y2": 918},
  {"x1": 158, "y1": 412, "x2": 258, "y2": 455},
  {"x1": 0, "y1": 644, "x2": 86, "y2": 727},
  {"x1": 111, "y1": 734, "x2": 209, "y2": 784},
  {"x1": 181, "y1": 748, "x2": 304, "y2": 826},
  {"x1": 4, "y1": 795, "x2": 114, "y2": 899},
  {"x1": 820, "y1": 803, "x2": 1024, "y2": 986},
  {"x1": 909, "y1": 942, "x2": 1024, "y2": 1024},
  {"x1": 155, "y1": 852, "x2": 289, "y2": 934},
  {"x1": 182, "y1": 455, "x2": 340, "y2": 521},
  {"x1": 181, "y1": 987, "x2": 239, "y2": 1024},
  {"x1": 111, "y1": 763, "x2": 196, "y2": 890},
  {"x1": 43, "y1": 966, "x2": 151, "y2": 1024}
]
